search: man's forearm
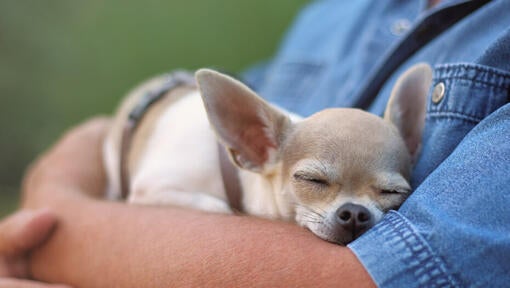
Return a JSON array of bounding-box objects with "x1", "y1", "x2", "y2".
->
[
  {"x1": 22, "y1": 118, "x2": 375, "y2": 287},
  {"x1": 29, "y1": 197, "x2": 374, "y2": 287}
]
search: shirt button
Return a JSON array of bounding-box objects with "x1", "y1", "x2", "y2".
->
[
  {"x1": 432, "y1": 82, "x2": 446, "y2": 104},
  {"x1": 391, "y1": 19, "x2": 411, "y2": 36}
]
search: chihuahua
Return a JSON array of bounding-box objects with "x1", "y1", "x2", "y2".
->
[{"x1": 104, "y1": 63, "x2": 432, "y2": 245}]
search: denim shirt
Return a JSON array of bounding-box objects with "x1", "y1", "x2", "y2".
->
[{"x1": 242, "y1": 0, "x2": 510, "y2": 287}]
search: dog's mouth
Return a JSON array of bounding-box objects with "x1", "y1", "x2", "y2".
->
[
  {"x1": 305, "y1": 220, "x2": 373, "y2": 245},
  {"x1": 296, "y1": 206, "x2": 376, "y2": 245}
]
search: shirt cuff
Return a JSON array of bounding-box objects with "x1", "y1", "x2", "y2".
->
[{"x1": 347, "y1": 211, "x2": 459, "y2": 288}]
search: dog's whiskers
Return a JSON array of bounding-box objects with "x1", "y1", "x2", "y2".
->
[
  {"x1": 305, "y1": 207, "x2": 326, "y2": 220},
  {"x1": 293, "y1": 203, "x2": 328, "y2": 228},
  {"x1": 301, "y1": 208, "x2": 325, "y2": 223}
]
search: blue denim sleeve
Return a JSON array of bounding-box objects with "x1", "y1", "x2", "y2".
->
[
  {"x1": 240, "y1": 60, "x2": 271, "y2": 93},
  {"x1": 348, "y1": 103, "x2": 510, "y2": 287}
]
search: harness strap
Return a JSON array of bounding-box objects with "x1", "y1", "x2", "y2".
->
[
  {"x1": 354, "y1": 0, "x2": 491, "y2": 109},
  {"x1": 119, "y1": 71, "x2": 196, "y2": 199},
  {"x1": 217, "y1": 144, "x2": 244, "y2": 213}
]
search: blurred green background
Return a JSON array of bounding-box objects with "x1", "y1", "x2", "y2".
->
[{"x1": 0, "y1": 0, "x2": 308, "y2": 217}]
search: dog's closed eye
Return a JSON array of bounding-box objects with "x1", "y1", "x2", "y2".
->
[
  {"x1": 293, "y1": 172, "x2": 329, "y2": 186},
  {"x1": 373, "y1": 173, "x2": 411, "y2": 195}
]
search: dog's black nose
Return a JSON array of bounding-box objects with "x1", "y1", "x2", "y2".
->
[{"x1": 336, "y1": 203, "x2": 372, "y2": 237}]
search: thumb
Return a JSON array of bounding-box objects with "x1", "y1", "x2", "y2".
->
[{"x1": 0, "y1": 210, "x2": 57, "y2": 256}]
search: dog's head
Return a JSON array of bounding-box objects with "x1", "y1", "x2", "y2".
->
[{"x1": 196, "y1": 64, "x2": 432, "y2": 245}]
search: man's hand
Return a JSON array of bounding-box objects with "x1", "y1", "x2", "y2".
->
[
  {"x1": 0, "y1": 117, "x2": 109, "y2": 288},
  {"x1": 0, "y1": 209, "x2": 70, "y2": 288}
]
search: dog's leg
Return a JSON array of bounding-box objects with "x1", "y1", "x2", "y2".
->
[{"x1": 128, "y1": 188, "x2": 232, "y2": 214}]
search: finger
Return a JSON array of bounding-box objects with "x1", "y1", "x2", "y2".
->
[
  {"x1": 0, "y1": 278, "x2": 71, "y2": 288},
  {"x1": 0, "y1": 210, "x2": 57, "y2": 257}
]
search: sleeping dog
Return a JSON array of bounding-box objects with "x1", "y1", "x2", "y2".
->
[{"x1": 104, "y1": 64, "x2": 432, "y2": 245}]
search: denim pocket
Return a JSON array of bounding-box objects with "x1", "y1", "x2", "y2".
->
[
  {"x1": 412, "y1": 63, "x2": 510, "y2": 188},
  {"x1": 260, "y1": 57, "x2": 324, "y2": 115}
]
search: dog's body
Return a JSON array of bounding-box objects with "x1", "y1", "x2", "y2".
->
[
  {"x1": 104, "y1": 64, "x2": 432, "y2": 244},
  {"x1": 104, "y1": 77, "x2": 300, "y2": 218}
]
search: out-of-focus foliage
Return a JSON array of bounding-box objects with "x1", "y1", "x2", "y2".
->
[{"x1": 0, "y1": 0, "x2": 308, "y2": 216}]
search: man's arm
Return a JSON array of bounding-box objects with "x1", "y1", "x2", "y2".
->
[{"x1": 22, "y1": 118, "x2": 375, "y2": 288}]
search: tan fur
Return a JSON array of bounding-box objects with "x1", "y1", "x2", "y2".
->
[{"x1": 282, "y1": 108, "x2": 410, "y2": 202}]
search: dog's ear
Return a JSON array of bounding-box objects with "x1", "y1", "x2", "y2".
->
[
  {"x1": 384, "y1": 63, "x2": 433, "y2": 160},
  {"x1": 196, "y1": 69, "x2": 291, "y2": 173}
]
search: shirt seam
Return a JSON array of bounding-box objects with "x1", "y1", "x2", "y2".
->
[
  {"x1": 434, "y1": 63, "x2": 510, "y2": 79},
  {"x1": 426, "y1": 111, "x2": 482, "y2": 123},
  {"x1": 381, "y1": 211, "x2": 461, "y2": 287},
  {"x1": 432, "y1": 76, "x2": 510, "y2": 89}
]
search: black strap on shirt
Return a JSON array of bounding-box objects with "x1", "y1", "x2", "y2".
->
[{"x1": 354, "y1": 0, "x2": 492, "y2": 110}]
